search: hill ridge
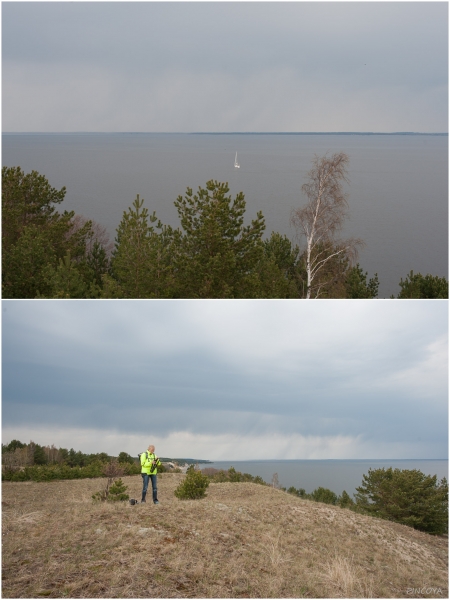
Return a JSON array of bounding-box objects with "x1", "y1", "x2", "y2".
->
[{"x1": 2, "y1": 475, "x2": 447, "y2": 598}]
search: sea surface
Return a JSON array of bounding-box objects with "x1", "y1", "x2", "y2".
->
[
  {"x1": 200, "y1": 459, "x2": 448, "y2": 497},
  {"x1": 2, "y1": 132, "x2": 448, "y2": 297}
]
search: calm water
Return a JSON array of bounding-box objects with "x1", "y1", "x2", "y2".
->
[
  {"x1": 200, "y1": 459, "x2": 448, "y2": 497},
  {"x1": 2, "y1": 133, "x2": 448, "y2": 297}
]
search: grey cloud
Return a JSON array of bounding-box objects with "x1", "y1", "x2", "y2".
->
[
  {"x1": 3, "y1": 4, "x2": 446, "y2": 80},
  {"x1": 2, "y1": 2, "x2": 447, "y2": 132},
  {"x1": 2, "y1": 301, "x2": 447, "y2": 457}
]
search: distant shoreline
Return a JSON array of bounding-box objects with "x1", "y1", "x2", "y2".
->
[
  {"x1": 2, "y1": 131, "x2": 448, "y2": 136},
  {"x1": 202, "y1": 458, "x2": 448, "y2": 463},
  {"x1": 193, "y1": 132, "x2": 449, "y2": 136}
]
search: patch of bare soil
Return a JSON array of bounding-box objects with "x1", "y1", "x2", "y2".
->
[{"x1": 2, "y1": 475, "x2": 447, "y2": 598}]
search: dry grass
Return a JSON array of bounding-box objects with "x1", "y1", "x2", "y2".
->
[
  {"x1": 2, "y1": 474, "x2": 448, "y2": 598},
  {"x1": 319, "y1": 551, "x2": 375, "y2": 598}
]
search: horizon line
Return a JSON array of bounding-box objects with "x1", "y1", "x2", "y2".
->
[
  {"x1": 2, "y1": 131, "x2": 448, "y2": 136},
  {"x1": 198, "y1": 457, "x2": 448, "y2": 461}
]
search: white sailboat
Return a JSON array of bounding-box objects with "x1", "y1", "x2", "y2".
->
[{"x1": 234, "y1": 151, "x2": 240, "y2": 168}]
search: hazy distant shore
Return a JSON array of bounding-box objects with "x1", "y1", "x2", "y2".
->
[{"x1": 2, "y1": 131, "x2": 448, "y2": 136}]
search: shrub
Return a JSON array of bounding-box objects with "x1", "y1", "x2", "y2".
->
[
  {"x1": 228, "y1": 466, "x2": 243, "y2": 482},
  {"x1": 252, "y1": 475, "x2": 266, "y2": 486},
  {"x1": 205, "y1": 468, "x2": 229, "y2": 483},
  {"x1": 92, "y1": 490, "x2": 106, "y2": 502},
  {"x1": 92, "y1": 478, "x2": 129, "y2": 502},
  {"x1": 311, "y1": 486, "x2": 338, "y2": 505},
  {"x1": 338, "y1": 490, "x2": 355, "y2": 508},
  {"x1": 203, "y1": 467, "x2": 267, "y2": 486},
  {"x1": 202, "y1": 467, "x2": 220, "y2": 477},
  {"x1": 1, "y1": 461, "x2": 108, "y2": 482},
  {"x1": 174, "y1": 465, "x2": 209, "y2": 500},
  {"x1": 286, "y1": 486, "x2": 307, "y2": 498},
  {"x1": 107, "y1": 478, "x2": 129, "y2": 501},
  {"x1": 3, "y1": 468, "x2": 29, "y2": 482},
  {"x1": 92, "y1": 461, "x2": 127, "y2": 502}
]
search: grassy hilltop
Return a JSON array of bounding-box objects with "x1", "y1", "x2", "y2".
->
[{"x1": 2, "y1": 474, "x2": 447, "y2": 598}]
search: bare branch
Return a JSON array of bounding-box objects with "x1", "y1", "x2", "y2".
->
[{"x1": 68, "y1": 214, "x2": 114, "y2": 257}]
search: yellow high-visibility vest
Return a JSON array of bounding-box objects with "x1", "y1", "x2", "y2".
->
[{"x1": 140, "y1": 452, "x2": 161, "y2": 475}]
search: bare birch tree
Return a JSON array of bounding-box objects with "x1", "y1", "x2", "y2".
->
[{"x1": 291, "y1": 153, "x2": 363, "y2": 299}]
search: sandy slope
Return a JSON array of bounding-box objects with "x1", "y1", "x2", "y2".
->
[{"x1": 2, "y1": 474, "x2": 447, "y2": 598}]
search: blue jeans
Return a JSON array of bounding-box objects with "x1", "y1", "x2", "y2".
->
[{"x1": 141, "y1": 473, "x2": 158, "y2": 502}]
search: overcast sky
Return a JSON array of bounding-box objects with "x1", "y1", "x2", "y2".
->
[
  {"x1": 2, "y1": 2, "x2": 448, "y2": 132},
  {"x1": 2, "y1": 301, "x2": 447, "y2": 460}
]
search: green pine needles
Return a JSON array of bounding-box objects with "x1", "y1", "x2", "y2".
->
[
  {"x1": 174, "y1": 465, "x2": 210, "y2": 500},
  {"x1": 92, "y1": 477, "x2": 129, "y2": 502},
  {"x1": 108, "y1": 478, "x2": 130, "y2": 502},
  {"x1": 355, "y1": 467, "x2": 448, "y2": 535}
]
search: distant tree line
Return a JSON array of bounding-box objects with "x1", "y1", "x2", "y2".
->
[
  {"x1": 1, "y1": 439, "x2": 143, "y2": 480},
  {"x1": 202, "y1": 466, "x2": 267, "y2": 485},
  {"x1": 3, "y1": 161, "x2": 446, "y2": 299},
  {"x1": 1, "y1": 440, "x2": 200, "y2": 482},
  {"x1": 2, "y1": 439, "x2": 135, "y2": 467}
]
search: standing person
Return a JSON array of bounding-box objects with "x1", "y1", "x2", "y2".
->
[{"x1": 140, "y1": 445, "x2": 161, "y2": 504}]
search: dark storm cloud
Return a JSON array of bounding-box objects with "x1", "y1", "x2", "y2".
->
[
  {"x1": 2, "y1": 301, "x2": 447, "y2": 457},
  {"x1": 2, "y1": 2, "x2": 447, "y2": 131}
]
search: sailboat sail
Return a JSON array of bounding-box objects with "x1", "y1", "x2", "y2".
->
[{"x1": 234, "y1": 152, "x2": 240, "y2": 168}]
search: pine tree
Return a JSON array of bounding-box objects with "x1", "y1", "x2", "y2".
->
[
  {"x1": 396, "y1": 271, "x2": 448, "y2": 299},
  {"x1": 2, "y1": 226, "x2": 56, "y2": 298},
  {"x1": 2, "y1": 166, "x2": 95, "y2": 298},
  {"x1": 112, "y1": 195, "x2": 178, "y2": 298},
  {"x1": 107, "y1": 478, "x2": 129, "y2": 502},
  {"x1": 345, "y1": 263, "x2": 379, "y2": 298},
  {"x1": 355, "y1": 468, "x2": 448, "y2": 534},
  {"x1": 338, "y1": 490, "x2": 355, "y2": 508},
  {"x1": 173, "y1": 180, "x2": 266, "y2": 298},
  {"x1": 311, "y1": 486, "x2": 338, "y2": 505},
  {"x1": 39, "y1": 252, "x2": 92, "y2": 298},
  {"x1": 86, "y1": 240, "x2": 110, "y2": 287}
]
